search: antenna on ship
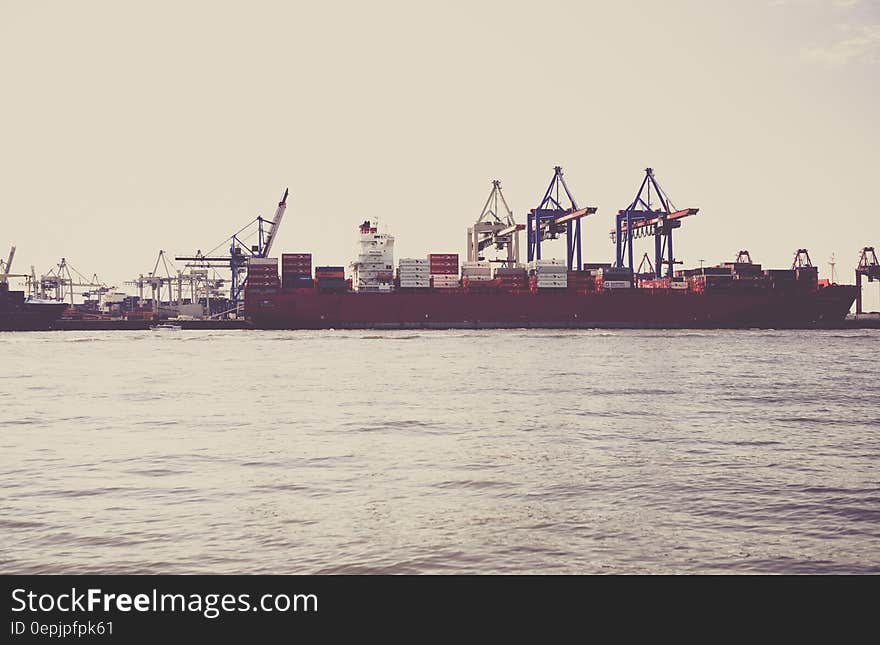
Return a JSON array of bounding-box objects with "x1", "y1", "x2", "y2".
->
[{"x1": 829, "y1": 253, "x2": 837, "y2": 284}]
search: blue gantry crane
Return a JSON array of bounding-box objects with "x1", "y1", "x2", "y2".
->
[
  {"x1": 611, "y1": 168, "x2": 698, "y2": 278},
  {"x1": 526, "y1": 166, "x2": 597, "y2": 271},
  {"x1": 176, "y1": 188, "x2": 288, "y2": 310}
]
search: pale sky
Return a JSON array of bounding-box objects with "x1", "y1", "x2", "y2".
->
[{"x1": 1, "y1": 0, "x2": 878, "y2": 307}]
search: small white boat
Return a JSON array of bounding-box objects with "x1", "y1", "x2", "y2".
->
[{"x1": 150, "y1": 323, "x2": 182, "y2": 331}]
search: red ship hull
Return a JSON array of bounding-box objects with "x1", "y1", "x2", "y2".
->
[{"x1": 246, "y1": 284, "x2": 858, "y2": 329}]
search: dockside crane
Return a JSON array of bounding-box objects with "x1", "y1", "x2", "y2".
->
[
  {"x1": 0, "y1": 246, "x2": 16, "y2": 284},
  {"x1": 855, "y1": 246, "x2": 880, "y2": 315},
  {"x1": 126, "y1": 250, "x2": 180, "y2": 313},
  {"x1": 39, "y1": 258, "x2": 110, "y2": 305},
  {"x1": 735, "y1": 250, "x2": 754, "y2": 265},
  {"x1": 791, "y1": 249, "x2": 813, "y2": 269},
  {"x1": 526, "y1": 166, "x2": 597, "y2": 270},
  {"x1": 467, "y1": 180, "x2": 523, "y2": 264},
  {"x1": 611, "y1": 168, "x2": 699, "y2": 278},
  {"x1": 175, "y1": 188, "x2": 288, "y2": 313}
]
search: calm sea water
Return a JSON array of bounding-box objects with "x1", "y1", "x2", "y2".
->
[{"x1": 1, "y1": 329, "x2": 878, "y2": 574}]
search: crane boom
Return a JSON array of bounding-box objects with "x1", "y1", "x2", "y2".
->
[
  {"x1": 262, "y1": 188, "x2": 288, "y2": 257},
  {"x1": 613, "y1": 208, "x2": 698, "y2": 234},
  {"x1": 0, "y1": 246, "x2": 15, "y2": 284}
]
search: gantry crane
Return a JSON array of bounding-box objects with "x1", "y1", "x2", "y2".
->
[
  {"x1": 611, "y1": 168, "x2": 698, "y2": 278},
  {"x1": 126, "y1": 250, "x2": 181, "y2": 314},
  {"x1": 176, "y1": 188, "x2": 288, "y2": 312},
  {"x1": 791, "y1": 249, "x2": 813, "y2": 268},
  {"x1": 735, "y1": 250, "x2": 754, "y2": 264},
  {"x1": 467, "y1": 180, "x2": 523, "y2": 264},
  {"x1": 856, "y1": 246, "x2": 880, "y2": 315},
  {"x1": 526, "y1": 166, "x2": 597, "y2": 270},
  {"x1": 38, "y1": 258, "x2": 110, "y2": 305}
]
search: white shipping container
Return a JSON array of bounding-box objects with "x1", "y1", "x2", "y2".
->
[
  {"x1": 249, "y1": 257, "x2": 278, "y2": 266},
  {"x1": 603, "y1": 281, "x2": 632, "y2": 289},
  {"x1": 670, "y1": 282, "x2": 688, "y2": 290},
  {"x1": 399, "y1": 258, "x2": 429, "y2": 265},
  {"x1": 529, "y1": 259, "x2": 565, "y2": 268}
]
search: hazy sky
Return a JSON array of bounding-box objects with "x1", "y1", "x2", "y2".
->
[{"x1": 1, "y1": 1, "x2": 878, "y2": 306}]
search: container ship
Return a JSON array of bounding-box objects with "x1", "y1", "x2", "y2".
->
[
  {"x1": 244, "y1": 225, "x2": 859, "y2": 330},
  {"x1": 242, "y1": 167, "x2": 869, "y2": 329}
]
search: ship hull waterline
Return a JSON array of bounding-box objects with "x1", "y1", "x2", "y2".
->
[{"x1": 247, "y1": 285, "x2": 859, "y2": 330}]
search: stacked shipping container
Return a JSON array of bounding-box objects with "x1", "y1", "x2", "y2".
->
[
  {"x1": 431, "y1": 274, "x2": 459, "y2": 289},
  {"x1": 247, "y1": 258, "x2": 280, "y2": 288},
  {"x1": 315, "y1": 266, "x2": 347, "y2": 292},
  {"x1": 567, "y1": 271, "x2": 597, "y2": 293},
  {"x1": 596, "y1": 266, "x2": 633, "y2": 290},
  {"x1": 528, "y1": 259, "x2": 567, "y2": 289},
  {"x1": 495, "y1": 266, "x2": 528, "y2": 292},
  {"x1": 281, "y1": 253, "x2": 313, "y2": 289},
  {"x1": 429, "y1": 253, "x2": 459, "y2": 289},
  {"x1": 461, "y1": 261, "x2": 492, "y2": 282},
  {"x1": 398, "y1": 258, "x2": 430, "y2": 288}
]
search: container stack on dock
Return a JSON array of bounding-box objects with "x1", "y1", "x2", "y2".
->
[
  {"x1": 398, "y1": 258, "x2": 430, "y2": 289},
  {"x1": 528, "y1": 259, "x2": 567, "y2": 289},
  {"x1": 429, "y1": 254, "x2": 460, "y2": 289},
  {"x1": 315, "y1": 266, "x2": 347, "y2": 292},
  {"x1": 282, "y1": 253, "x2": 313, "y2": 289}
]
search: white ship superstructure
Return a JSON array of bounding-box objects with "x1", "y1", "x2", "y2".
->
[{"x1": 351, "y1": 220, "x2": 395, "y2": 292}]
